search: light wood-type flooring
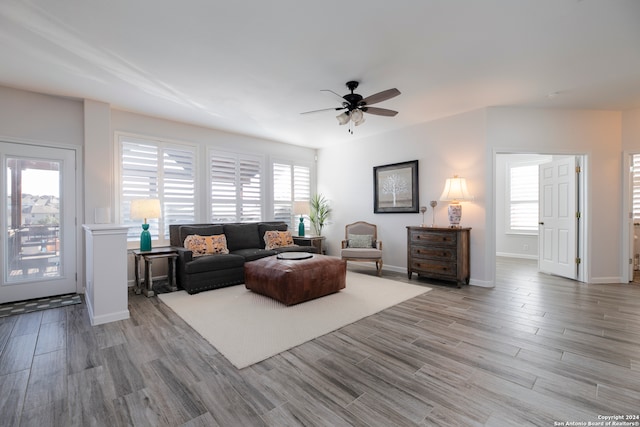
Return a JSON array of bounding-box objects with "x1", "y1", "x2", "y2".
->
[{"x1": 1, "y1": 257, "x2": 639, "y2": 426}]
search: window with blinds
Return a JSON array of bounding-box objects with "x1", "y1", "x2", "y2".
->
[
  {"x1": 508, "y1": 163, "x2": 539, "y2": 233},
  {"x1": 119, "y1": 136, "x2": 196, "y2": 244},
  {"x1": 273, "y1": 162, "x2": 311, "y2": 225},
  {"x1": 210, "y1": 152, "x2": 263, "y2": 222},
  {"x1": 633, "y1": 154, "x2": 640, "y2": 221}
]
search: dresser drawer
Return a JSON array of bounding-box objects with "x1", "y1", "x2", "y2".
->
[
  {"x1": 407, "y1": 226, "x2": 470, "y2": 286},
  {"x1": 410, "y1": 246, "x2": 455, "y2": 261},
  {"x1": 410, "y1": 259, "x2": 457, "y2": 278},
  {"x1": 410, "y1": 230, "x2": 457, "y2": 246}
]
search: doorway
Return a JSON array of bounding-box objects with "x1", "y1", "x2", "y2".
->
[
  {"x1": 1, "y1": 141, "x2": 78, "y2": 303},
  {"x1": 494, "y1": 152, "x2": 587, "y2": 284},
  {"x1": 623, "y1": 152, "x2": 640, "y2": 284}
]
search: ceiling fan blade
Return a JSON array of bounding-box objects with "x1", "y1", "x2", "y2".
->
[
  {"x1": 362, "y1": 88, "x2": 401, "y2": 105},
  {"x1": 300, "y1": 107, "x2": 344, "y2": 115},
  {"x1": 320, "y1": 89, "x2": 347, "y2": 102},
  {"x1": 363, "y1": 107, "x2": 398, "y2": 117}
]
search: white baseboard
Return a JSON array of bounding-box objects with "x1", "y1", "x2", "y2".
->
[
  {"x1": 496, "y1": 252, "x2": 538, "y2": 260},
  {"x1": 587, "y1": 276, "x2": 625, "y2": 284}
]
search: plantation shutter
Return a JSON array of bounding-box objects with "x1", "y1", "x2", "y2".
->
[
  {"x1": 273, "y1": 162, "x2": 311, "y2": 224},
  {"x1": 120, "y1": 138, "x2": 196, "y2": 243},
  {"x1": 121, "y1": 141, "x2": 160, "y2": 240},
  {"x1": 210, "y1": 152, "x2": 262, "y2": 222},
  {"x1": 162, "y1": 147, "x2": 196, "y2": 235},
  {"x1": 273, "y1": 163, "x2": 292, "y2": 223},
  {"x1": 633, "y1": 154, "x2": 640, "y2": 221},
  {"x1": 509, "y1": 164, "x2": 539, "y2": 232}
]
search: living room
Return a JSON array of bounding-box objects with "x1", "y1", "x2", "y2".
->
[{"x1": 1, "y1": 1, "x2": 640, "y2": 424}]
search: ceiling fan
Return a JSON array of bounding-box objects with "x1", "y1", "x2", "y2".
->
[{"x1": 301, "y1": 81, "x2": 400, "y2": 133}]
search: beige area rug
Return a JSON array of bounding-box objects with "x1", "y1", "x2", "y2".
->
[{"x1": 158, "y1": 271, "x2": 430, "y2": 369}]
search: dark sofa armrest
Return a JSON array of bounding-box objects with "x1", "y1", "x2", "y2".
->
[{"x1": 173, "y1": 246, "x2": 193, "y2": 263}]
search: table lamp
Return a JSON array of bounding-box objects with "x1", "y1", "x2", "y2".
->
[
  {"x1": 440, "y1": 175, "x2": 472, "y2": 228},
  {"x1": 130, "y1": 198, "x2": 161, "y2": 251},
  {"x1": 293, "y1": 201, "x2": 310, "y2": 237}
]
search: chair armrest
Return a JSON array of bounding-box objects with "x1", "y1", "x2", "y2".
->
[
  {"x1": 341, "y1": 240, "x2": 348, "y2": 249},
  {"x1": 375, "y1": 240, "x2": 382, "y2": 250}
]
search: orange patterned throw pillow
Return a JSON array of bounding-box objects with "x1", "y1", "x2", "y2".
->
[
  {"x1": 184, "y1": 234, "x2": 229, "y2": 257},
  {"x1": 205, "y1": 234, "x2": 229, "y2": 254},
  {"x1": 264, "y1": 230, "x2": 295, "y2": 250}
]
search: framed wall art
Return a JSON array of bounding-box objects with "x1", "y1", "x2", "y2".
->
[{"x1": 373, "y1": 160, "x2": 419, "y2": 213}]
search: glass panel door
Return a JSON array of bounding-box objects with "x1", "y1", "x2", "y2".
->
[{"x1": 1, "y1": 142, "x2": 77, "y2": 303}]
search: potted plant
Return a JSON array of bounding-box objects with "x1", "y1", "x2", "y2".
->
[{"x1": 309, "y1": 193, "x2": 331, "y2": 236}]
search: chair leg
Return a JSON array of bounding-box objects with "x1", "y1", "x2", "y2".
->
[{"x1": 376, "y1": 260, "x2": 382, "y2": 276}]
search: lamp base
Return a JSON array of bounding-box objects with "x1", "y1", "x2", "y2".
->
[
  {"x1": 447, "y1": 203, "x2": 462, "y2": 228},
  {"x1": 298, "y1": 216, "x2": 305, "y2": 237},
  {"x1": 140, "y1": 223, "x2": 152, "y2": 251}
]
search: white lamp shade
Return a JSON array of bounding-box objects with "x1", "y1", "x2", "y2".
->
[
  {"x1": 336, "y1": 112, "x2": 350, "y2": 125},
  {"x1": 440, "y1": 176, "x2": 472, "y2": 202},
  {"x1": 130, "y1": 198, "x2": 161, "y2": 221},
  {"x1": 350, "y1": 109, "x2": 364, "y2": 123},
  {"x1": 293, "y1": 201, "x2": 310, "y2": 216}
]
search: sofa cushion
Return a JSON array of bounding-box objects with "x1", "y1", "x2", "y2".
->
[
  {"x1": 179, "y1": 225, "x2": 224, "y2": 246},
  {"x1": 184, "y1": 253, "x2": 245, "y2": 274},
  {"x1": 232, "y1": 248, "x2": 277, "y2": 262},
  {"x1": 258, "y1": 223, "x2": 288, "y2": 248},
  {"x1": 224, "y1": 223, "x2": 261, "y2": 251},
  {"x1": 264, "y1": 230, "x2": 295, "y2": 250}
]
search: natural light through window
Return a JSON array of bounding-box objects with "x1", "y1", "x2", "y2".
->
[{"x1": 508, "y1": 163, "x2": 539, "y2": 233}]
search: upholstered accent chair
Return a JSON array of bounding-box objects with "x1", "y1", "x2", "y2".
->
[{"x1": 341, "y1": 221, "x2": 383, "y2": 276}]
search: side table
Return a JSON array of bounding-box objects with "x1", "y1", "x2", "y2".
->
[
  {"x1": 293, "y1": 235, "x2": 326, "y2": 254},
  {"x1": 132, "y1": 247, "x2": 179, "y2": 297}
]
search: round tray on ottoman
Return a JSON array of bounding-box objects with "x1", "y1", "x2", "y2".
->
[
  {"x1": 276, "y1": 252, "x2": 313, "y2": 260},
  {"x1": 245, "y1": 254, "x2": 346, "y2": 305}
]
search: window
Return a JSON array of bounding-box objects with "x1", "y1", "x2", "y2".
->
[
  {"x1": 508, "y1": 163, "x2": 539, "y2": 233},
  {"x1": 210, "y1": 151, "x2": 263, "y2": 222},
  {"x1": 273, "y1": 162, "x2": 311, "y2": 225},
  {"x1": 633, "y1": 154, "x2": 640, "y2": 221},
  {"x1": 119, "y1": 135, "x2": 196, "y2": 245}
]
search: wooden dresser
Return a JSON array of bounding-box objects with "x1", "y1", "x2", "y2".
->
[{"x1": 406, "y1": 226, "x2": 470, "y2": 286}]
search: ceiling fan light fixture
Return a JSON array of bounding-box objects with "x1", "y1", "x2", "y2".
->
[
  {"x1": 350, "y1": 109, "x2": 364, "y2": 123},
  {"x1": 354, "y1": 116, "x2": 365, "y2": 126},
  {"x1": 336, "y1": 111, "x2": 350, "y2": 125}
]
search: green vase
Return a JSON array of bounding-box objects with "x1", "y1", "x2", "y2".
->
[{"x1": 140, "y1": 223, "x2": 152, "y2": 251}]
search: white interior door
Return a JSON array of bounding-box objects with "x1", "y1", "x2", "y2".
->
[
  {"x1": 538, "y1": 156, "x2": 578, "y2": 280},
  {"x1": 1, "y1": 142, "x2": 77, "y2": 303}
]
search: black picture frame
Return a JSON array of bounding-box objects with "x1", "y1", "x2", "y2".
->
[{"x1": 373, "y1": 160, "x2": 419, "y2": 213}]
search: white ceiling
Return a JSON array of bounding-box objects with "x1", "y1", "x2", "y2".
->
[{"x1": 1, "y1": 0, "x2": 639, "y2": 148}]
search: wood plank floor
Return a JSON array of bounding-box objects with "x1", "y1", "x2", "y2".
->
[{"x1": 1, "y1": 257, "x2": 639, "y2": 426}]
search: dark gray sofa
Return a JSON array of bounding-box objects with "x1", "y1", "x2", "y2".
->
[{"x1": 169, "y1": 222, "x2": 317, "y2": 294}]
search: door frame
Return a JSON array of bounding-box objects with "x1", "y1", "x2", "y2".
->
[
  {"x1": 0, "y1": 136, "x2": 84, "y2": 296},
  {"x1": 621, "y1": 151, "x2": 638, "y2": 283},
  {"x1": 491, "y1": 149, "x2": 588, "y2": 284}
]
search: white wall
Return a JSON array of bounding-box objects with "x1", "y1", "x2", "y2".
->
[
  {"x1": 318, "y1": 109, "x2": 489, "y2": 285},
  {"x1": 622, "y1": 108, "x2": 640, "y2": 150},
  {"x1": 0, "y1": 85, "x2": 84, "y2": 146}
]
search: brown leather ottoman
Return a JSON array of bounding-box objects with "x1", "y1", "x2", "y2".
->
[{"x1": 244, "y1": 254, "x2": 346, "y2": 305}]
